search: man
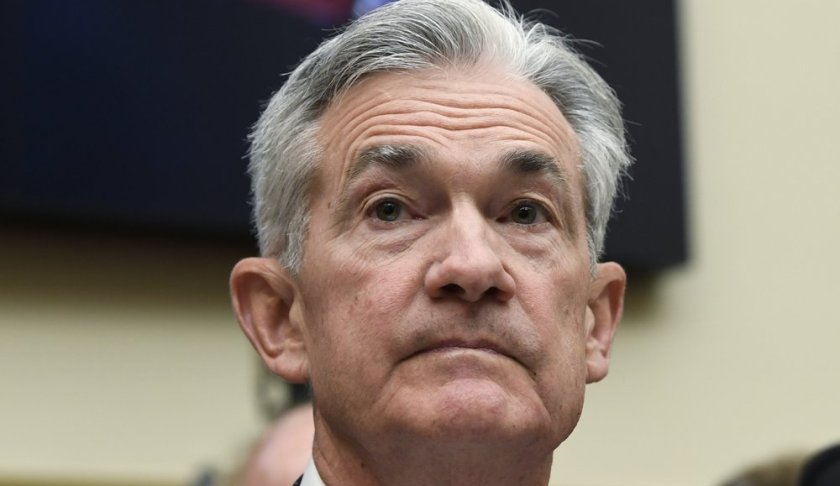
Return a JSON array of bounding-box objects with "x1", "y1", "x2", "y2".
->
[{"x1": 230, "y1": 0, "x2": 630, "y2": 484}]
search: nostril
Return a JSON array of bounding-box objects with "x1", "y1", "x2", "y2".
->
[{"x1": 441, "y1": 283, "x2": 463, "y2": 295}]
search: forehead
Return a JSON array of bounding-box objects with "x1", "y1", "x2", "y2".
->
[{"x1": 316, "y1": 66, "x2": 582, "y2": 190}]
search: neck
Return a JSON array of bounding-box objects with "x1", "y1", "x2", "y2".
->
[{"x1": 311, "y1": 417, "x2": 554, "y2": 486}]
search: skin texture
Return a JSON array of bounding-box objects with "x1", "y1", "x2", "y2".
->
[{"x1": 231, "y1": 66, "x2": 626, "y2": 486}]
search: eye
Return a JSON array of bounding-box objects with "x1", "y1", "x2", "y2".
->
[
  {"x1": 373, "y1": 199, "x2": 404, "y2": 222},
  {"x1": 509, "y1": 200, "x2": 546, "y2": 225}
]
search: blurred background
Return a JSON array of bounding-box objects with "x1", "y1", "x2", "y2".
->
[{"x1": 1, "y1": 0, "x2": 838, "y2": 484}]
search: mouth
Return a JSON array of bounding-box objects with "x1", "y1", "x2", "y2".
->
[{"x1": 405, "y1": 338, "x2": 520, "y2": 365}]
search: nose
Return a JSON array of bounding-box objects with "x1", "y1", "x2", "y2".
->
[{"x1": 424, "y1": 208, "x2": 516, "y2": 303}]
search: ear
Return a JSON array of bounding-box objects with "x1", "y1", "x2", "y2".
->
[
  {"x1": 230, "y1": 257, "x2": 309, "y2": 383},
  {"x1": 584, "y1": 262, "x2": 626, "y2": 384}
]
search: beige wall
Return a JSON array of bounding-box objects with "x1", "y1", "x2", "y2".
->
[
  {"x1": 2, "y1": 0, "x2": 839, "y2": 484},
  {"x1": 0, "y1": 232, "x2": 264, "y2": 483}
]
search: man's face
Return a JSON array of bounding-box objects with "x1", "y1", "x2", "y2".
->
[{"x1": 285, "y1": 66, "x2": 607, "y2": 451}]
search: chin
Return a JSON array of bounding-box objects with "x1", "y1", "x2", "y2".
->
[{"x1": 397, "y1": 378, "x2": 551, "y2": 443}]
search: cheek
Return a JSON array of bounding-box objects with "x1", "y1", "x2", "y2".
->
[
  {"x1": 517, "y1": 258, "x2": 589, "y2": 333},
  {"x1": 516, "y1": 264, "x2": 591, "y2": 386},
  {"x1": 300, "y1": 249, "x2": 422, "y2": 374}
]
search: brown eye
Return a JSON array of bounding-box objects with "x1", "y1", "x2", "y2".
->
[
  {"x1": 511, "y1": 201, "x2": 539, "y2": 224},
  {"x1": 374, "y1": 200, "x2": 403, "y2": 222}
]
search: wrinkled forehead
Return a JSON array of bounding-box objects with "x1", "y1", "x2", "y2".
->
[{"x1": 313, "y1": 66, "x2": 583, "y2": 195}]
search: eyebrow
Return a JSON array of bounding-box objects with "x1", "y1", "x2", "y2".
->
[
  {"x1": 498, "y1": 149, "x2": 569, "y2": 193},
  {"x1": 345, "y1": 144, "x2": 428, "y2": 184},
  {"x1": 346, "y1": 144, "x2": 567, "y2": 188}
]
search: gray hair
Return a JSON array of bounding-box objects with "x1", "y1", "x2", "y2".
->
[{"x1": 248, "y1": 0, "x2": 631, "y2": 273}]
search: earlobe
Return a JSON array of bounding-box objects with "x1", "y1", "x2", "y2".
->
[
  {"x1": 584, "y1": 262, "x2": 626, "y2": 384},
  {"x1": 230, "y1": 257, "x2": 310, "y2": 384}
]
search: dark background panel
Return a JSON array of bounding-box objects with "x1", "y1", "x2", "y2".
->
[
  {"x1": 3, "y1": 0, "x2": 328, "y2": 237},
  {"x1": 1, "y1": 0, "x2": 686, "y2": 272}
]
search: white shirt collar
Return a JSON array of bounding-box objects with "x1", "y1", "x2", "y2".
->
[{"x1": 300, "y1": 457, "x2": 326, "y2": 486}]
